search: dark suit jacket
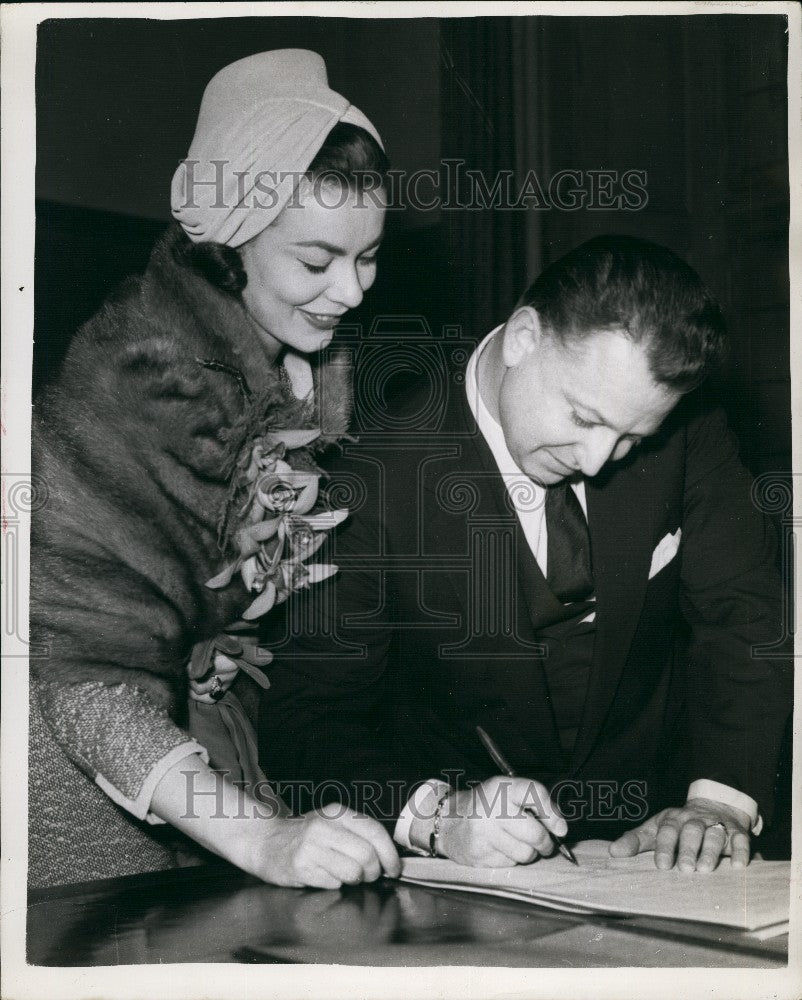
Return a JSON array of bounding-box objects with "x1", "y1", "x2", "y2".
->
[{"x1": 258, "y1": 372, "x2": 791, "y2": 833}]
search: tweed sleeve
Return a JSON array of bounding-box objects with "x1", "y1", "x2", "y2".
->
[{"x1": 35, "y1": 679, "x2": 208, "y2": 824}]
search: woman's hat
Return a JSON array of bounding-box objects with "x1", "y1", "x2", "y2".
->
[{"x1": 170, "y1": 49, "x2": 383, "y2": 247}]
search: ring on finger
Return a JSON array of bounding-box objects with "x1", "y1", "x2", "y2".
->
[
  {"x1": 210, "y1": 675, "x2": 225, "y2": 701},
  {"x1": 706, "y1": 822, "x2": 728, "y2": 841}
]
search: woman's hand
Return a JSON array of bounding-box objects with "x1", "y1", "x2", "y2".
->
[
  {"x1": 151, "y1": 754, "x2": 400, "y2": 889},
  {"x1": 189, "y1": 651, "x2": 240, "y2": 703},
  {"x1": 251, "y1": 803, "x2": 401, "y2": 889}
]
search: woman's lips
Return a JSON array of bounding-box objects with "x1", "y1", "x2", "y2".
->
[{"x1": 298, "y1": 309, "x2": 344, "y2": 331}]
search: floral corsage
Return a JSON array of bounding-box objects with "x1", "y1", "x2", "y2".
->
[{"x1": 206, "y1": 428, "x2": 347, "y2": 620}]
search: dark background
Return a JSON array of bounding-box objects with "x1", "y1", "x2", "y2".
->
[
  {"x1": 34, "y1": 14, "x2": 792, "y2": 851},
  {"x1": 35, "y1": 14, "x2": 790, "y2": 478}
]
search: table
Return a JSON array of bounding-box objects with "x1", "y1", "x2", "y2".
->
[{"x1": 27, "y1": 862, "x2": 788, "y2": 968}]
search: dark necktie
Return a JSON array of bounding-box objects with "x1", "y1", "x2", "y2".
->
[{"x1": 545, "y1": 482, "x2": 593, "y2": 602}]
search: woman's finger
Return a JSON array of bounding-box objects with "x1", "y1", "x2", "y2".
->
[
  {"x1": 306, "y1": 846, "x2": 366, "y2": 887},
  {"x1": 190, "y1": 668, "x2": 238, "y2": 695},
  {"x1": 189, "y1": 689, "x2": 221, "y2": 705},
  {"x1": 213, "y1": 652, "x2": 238, "y2": 673},
  {"x1": 325, "y1": 808, "x2": 401, "y2": 878},
  {"x1": 294, "y1": 861, "x2": 347, "y2": 891},
  {"x1": 307, "y1": 816, "x2": 391, "y2": 882},
  {"x1": 325, "y1": 838, "x2": 382, "y2": 883}
]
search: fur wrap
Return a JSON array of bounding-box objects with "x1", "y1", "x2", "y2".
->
[{"x1": 31, "y1": 225, "x2": 352, "y2": 717}]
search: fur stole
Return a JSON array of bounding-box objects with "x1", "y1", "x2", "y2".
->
[{"x1": 31, "y1": 225, "x2": 352, "y2": 714}]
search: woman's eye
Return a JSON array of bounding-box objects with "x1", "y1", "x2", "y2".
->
[
  {"x1": 358, "y1": 253, "x2": 378, "y2": 267},
  {"x1": 299, "y1": 259, "x2": 330, "y2": 274},
  {"x1": 571, "y1": 412, "x2": 596, "y2": 429}
]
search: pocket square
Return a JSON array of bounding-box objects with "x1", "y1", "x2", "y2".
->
[{"x1": 648, "y1": 528, "x2": 681, "y2": 579}]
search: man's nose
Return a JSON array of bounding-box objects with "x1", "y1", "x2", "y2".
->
[
  {"x1": 328, "y1": 261, "x2": 364, "y2": 310},
  {"x1": 577, "y1": 429, "x2": 619, "y2": 478}
]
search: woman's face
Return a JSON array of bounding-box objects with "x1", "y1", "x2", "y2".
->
[{"x1": 239, "y1": 180, "x2": 386, "y2": 356}]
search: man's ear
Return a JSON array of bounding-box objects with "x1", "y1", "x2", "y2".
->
[{"x1": 501, "y1": 306, "x2": 542, "y2": 368}]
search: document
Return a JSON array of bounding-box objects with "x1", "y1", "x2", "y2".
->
[{"x1": 400, "y1": 841, "x2": 791, "y2": 931}]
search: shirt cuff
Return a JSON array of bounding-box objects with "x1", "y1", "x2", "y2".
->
[
  {"x1": 393, "y1": 778, "x2": 452, "y2": 853},
  {"x1": 96, "y1": 741, "x2": 210, "y2": 825},
  {"x1": 687, "y1": 778, "x2": 763, "y2": 836}
]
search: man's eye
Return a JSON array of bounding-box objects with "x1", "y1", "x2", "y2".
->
[
  {"x1": 571, "y1": 412, "x2": 596, "y2": 429},
  {"x1": 299, "y1": 259, "x2": 330, "y2": 274}
]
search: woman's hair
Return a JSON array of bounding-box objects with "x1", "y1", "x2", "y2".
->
[
  {"x1": 519, "y1": 234, "x2": 728, "y2": 391},
  {"x1": 174, "y1": 122, "x2": 388, "y2": 294}
]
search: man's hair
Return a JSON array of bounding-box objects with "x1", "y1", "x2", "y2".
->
[{"x1": 519, "y1": 234, "x2": 727, "y2": 391}]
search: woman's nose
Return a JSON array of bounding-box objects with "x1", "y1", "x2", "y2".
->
[{"x1": 328, "y1": 262, "x2": 364, "y2": 310}]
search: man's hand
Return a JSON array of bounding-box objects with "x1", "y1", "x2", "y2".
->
[
  {"x1": 435, "y1": 776, "x2": 568, "y2": 868},
  {"x1": 609, "y1": 797, "x2": 752, "y2": 872},
  {"x1": 189, "y1": 651, "x2": 239, "y2": 704}
]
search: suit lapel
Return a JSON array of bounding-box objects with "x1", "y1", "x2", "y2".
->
[
  {"x1": 429, "y1": 386, "x2": 564, "y2": 767},
  {"x1": 420, "y1": 367, "x2": 668, "y2": 777}
]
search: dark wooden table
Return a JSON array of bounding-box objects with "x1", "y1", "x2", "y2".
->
[{"x1": 27, "y1": 862, "x2": 788, "y2": 968}]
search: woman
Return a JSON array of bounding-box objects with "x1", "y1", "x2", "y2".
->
[{"x1": 29, "y1": 50, "x2": 398, "y2": 890}]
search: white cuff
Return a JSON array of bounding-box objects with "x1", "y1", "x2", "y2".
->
[
  {"x1": 393, "y1": 778, "x2": 452, "y2": 853},
  {"x1": 96, "y1": 741, "x2": 210, "y2": 825},
  {"x1": 687, "y1": 778, "x2": 763, "y2": 836}
]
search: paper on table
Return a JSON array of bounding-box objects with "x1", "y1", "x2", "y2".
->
[{"x1": 400, "y1": 840, "x2": 791, "y2": 931}]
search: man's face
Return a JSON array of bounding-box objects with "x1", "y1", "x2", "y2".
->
[{"x1": 497, "y1": 321, "x2": 681, "y2": 486}]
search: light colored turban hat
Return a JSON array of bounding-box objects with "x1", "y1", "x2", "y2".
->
[{"x1": 170, "y1": 49, "x2": 383, "y2": 248}]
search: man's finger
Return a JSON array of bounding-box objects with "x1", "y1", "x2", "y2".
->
[
  {"x1": 515, "y1": 781, "x2": 567, "y2": 839},
  {"x1": 729, "y1": 830, "x2": 751, "y2": 869},
  {"x1": 654, "y1": 818, "x2": 681, "y2": 870},
  {"x1": 501, "y1": 809, "x2": 554, "y2": 856},
  {"x1": 493, "y1": 823, "x2": 544, "y2": 864},
  {"x1": 675, "y1": 819, "x2": 706, "y2": 872},
  {"x1": 609, "y1": 818, "x2": 658, "y2": 858},
  {"x1": 696, "y1": 824, "x2": 728, "y2": 873},
  {"x1": 609, "y1": 829, "x2": 640, "y2": 857}
]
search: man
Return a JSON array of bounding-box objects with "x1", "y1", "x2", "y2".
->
[{"x1": 257, "y1": 235, "x2": 791, "y2": 874}]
